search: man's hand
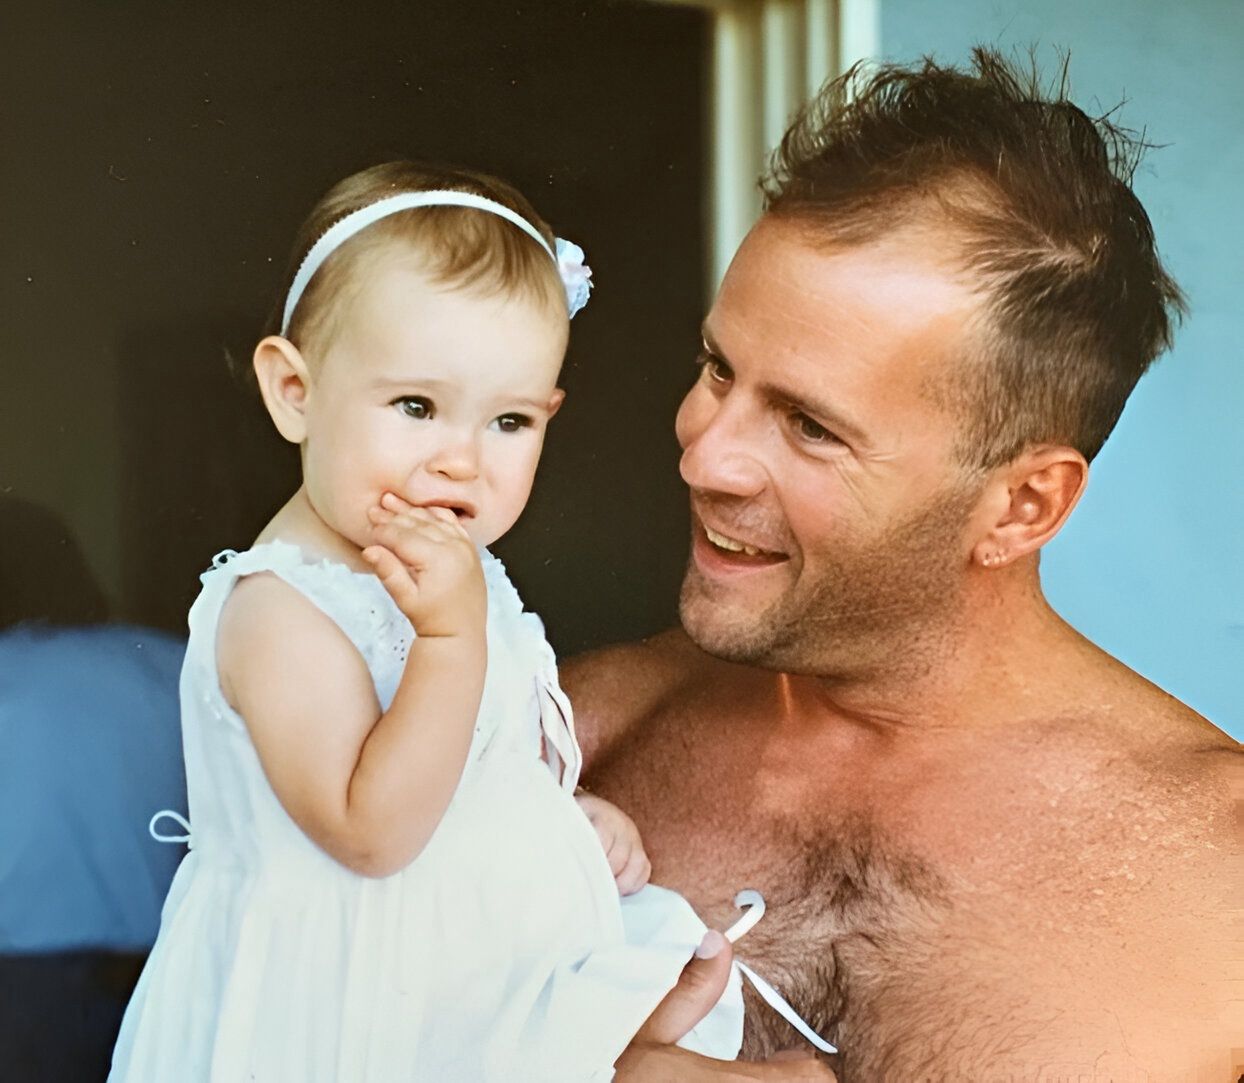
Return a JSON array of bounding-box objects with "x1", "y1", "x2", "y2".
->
[
  {"x1": 363, "y1": 492, "x2": 486, "y2": 638},
  {"x1": 575, "y1": 792, "x2": 651, "y2": 895},
  {"x1": 615, "y1": 932, "x2": 837, "y2": 1081}
]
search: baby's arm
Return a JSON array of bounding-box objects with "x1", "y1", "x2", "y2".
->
[
  {"x1": 575, "y1": 792, "x2": 651, "y2": 895},
  {"x1": 217, "y1": 501, "x2": 485, "y2": 878}
]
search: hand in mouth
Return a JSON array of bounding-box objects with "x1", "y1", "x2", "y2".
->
[
  {"x1": 421, "y1": 501, "x2": 475, "y2": 521},
  {"x1": 377, "y1": 492, "x2": 477, "y2": 521}
]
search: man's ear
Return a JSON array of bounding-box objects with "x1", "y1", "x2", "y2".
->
[
  {"x1": 253, "y1": 335, "x2": 314, "y2": 445},
  {"x1": 971, "y1": 445, "x2": 1088, "y2": 569}
]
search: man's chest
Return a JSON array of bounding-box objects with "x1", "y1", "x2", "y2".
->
[
  {"x1": 587, "y1": 709, "x2": 971, "y2": 1061},
  {"x1": 583, "y1": 704, "x2": 1166, "y2": 1073}
]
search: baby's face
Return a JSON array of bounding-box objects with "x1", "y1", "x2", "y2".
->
[{"x1": 301, "y1": 252, "x2": 568, "y2": 550}]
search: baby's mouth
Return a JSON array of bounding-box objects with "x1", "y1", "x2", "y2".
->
[{"x1": 420, "y1": 501, "x2": 476, "y2": 521}]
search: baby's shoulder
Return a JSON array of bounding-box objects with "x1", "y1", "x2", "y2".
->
[
  {"x1": 215, "y1": 566, "x2": 372, "y2": 711},
  {"x1": 217, "y1": 566, "x2": 328, "y2": 639},
  {"x1": 204, "y1": 543, "x2": 400, "y2": 703},
  {"x1": 209, "y1": 542, "x2": 397, "y2": 637}
]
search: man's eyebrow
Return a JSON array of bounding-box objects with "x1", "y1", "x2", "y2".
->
[
  {"x1": 700, "y1": 326, "x2": 870, "y2": 447},
  {"x1": 700, "y1": 326, "x2": 727, "y2": 360},
  {"x1": 761, "y1": 382, "x2": 870, "y2": 446}
]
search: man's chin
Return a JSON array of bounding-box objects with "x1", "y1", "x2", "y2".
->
[{"x1": 678, "y1": 582, "x2": 779, "y2": 667}]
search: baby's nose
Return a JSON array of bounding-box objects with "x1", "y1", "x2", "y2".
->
[{"x1": 425, "y1": 438, "x2": 480, "y2": 481}]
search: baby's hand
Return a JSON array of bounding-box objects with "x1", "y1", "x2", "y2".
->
[
  {"x1": 576, "y1": 792, "x2": 651, "y2": 896},
  {"x1": 364, "y1": 492, "x2": 486, "y2": 639}
]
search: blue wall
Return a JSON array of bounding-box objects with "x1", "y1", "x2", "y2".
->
[{"x1": 881, "y1": 0, "x2": 1243, "y2": 737}]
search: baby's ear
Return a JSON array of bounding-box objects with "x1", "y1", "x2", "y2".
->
[
  {"x1": 253, "y1": 336, "x2": 313, "y2": 444},
  {"x1": 547, "y1": 388, "x2": 566, "y2": 418}
]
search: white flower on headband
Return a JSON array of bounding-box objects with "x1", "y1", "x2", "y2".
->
[{"x1": 556, "y1": 238, "x2": 593, "y2": 318}]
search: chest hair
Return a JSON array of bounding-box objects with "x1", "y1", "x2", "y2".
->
[
  {"x1": 728, "y1": 813, "x2": 952, "y2": 1070},
  {"x1": 595, "y1": 734, "x2": 957, "y2": 1074}
]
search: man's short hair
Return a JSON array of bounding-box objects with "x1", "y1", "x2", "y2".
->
[{"x1": 763, "y1": 47, "x2": 1185, "y2": 468}]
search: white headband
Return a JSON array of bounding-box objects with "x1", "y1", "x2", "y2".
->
[{"x1": 280, "y1": 189, "x2": 593, "y2": 334}]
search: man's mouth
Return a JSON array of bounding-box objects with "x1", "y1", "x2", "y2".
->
[
  {"x1": 704, "y1": 525, "x2": 771, "y2": 557},
  {"x1": 698, "y1": 522, "x2": 787, "y2": 565}
]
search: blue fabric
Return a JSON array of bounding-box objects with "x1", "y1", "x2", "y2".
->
[{"x1": 0, "y1": 624, "x2": 187, "y2": 952}]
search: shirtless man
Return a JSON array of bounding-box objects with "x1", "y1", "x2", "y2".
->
[{"x1": 584, "y1": 51, "x2": 1242, "y2": 1081}]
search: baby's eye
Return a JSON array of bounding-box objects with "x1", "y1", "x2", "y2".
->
[
  {"x1": 393, "y1": 396, "x2": 434, "y2": 420},
  {"x1": 493, "y1": 413, "x2": 533, "y2": 434}
]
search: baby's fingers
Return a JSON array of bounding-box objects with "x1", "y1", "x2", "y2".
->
[
  {"x1": 379, "y1": 491, "x2": 417, "y2": 514},
  {"x1": 615, "y1": 848, "x2": 652, "y2": 896},
  {"x1": 370, "y1": 519, "x2": 444, "y2": 563},
  {"x1": 362, "y1": 546, "x2": 421, "y2": 612},
  {"x1": 407, "y1": 502, "x2": 474, "y2": 541},
  {"x1": 422, "y1": 505, "x2": 462, "y2": 527},
  {"x1": 370, "y1": 504, "x2": 468, "y2": 547},
  {"x1": 601, "y1": 831, "x2": 629, "y2": 876}
]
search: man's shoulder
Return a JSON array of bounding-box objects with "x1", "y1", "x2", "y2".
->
[
  {"x1": 883, "y1": 669, "x2": 1241, "y2": 1074},
  {"x1": 1120, "y1": 691, "x2": 1242, "y2": 841},
  {"x1": 562, "y1": 625, "x2": 699, "y2": 681},
  {"x1": 1131, "y1": 693, "x2": 1241, "y2": 790},
  {"x1": 1060, "y1": 659, "x2": 1239, "y2": 781},
  {"x1": 562, "y1": 628, "x2": 738, "y2": 767},
  {"x1": 978, "y1": 666, "x2": 1242, "y2": 902},
  {"x1": 1001, "y1": 630, "x2": 1231, "y2": 762}
]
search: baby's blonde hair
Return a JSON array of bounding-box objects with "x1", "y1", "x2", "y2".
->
[{"x1": 275, "y1": 161, "x2": 566, "y2": 358}]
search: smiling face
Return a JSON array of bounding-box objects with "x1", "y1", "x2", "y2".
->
[
  {"x1": 297, "y1": 250, "x2": 568, "y2": 552},
  {"x1": 675, "y1": 216, "x2": 989, "y2": 676}
]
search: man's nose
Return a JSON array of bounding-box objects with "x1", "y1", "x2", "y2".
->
[
  {"x1": 676, "y1": 392, "x2": 766, "y2": 498},
  {"x1": 424, "y1": 432, "x2": 480, "y2": 482}
]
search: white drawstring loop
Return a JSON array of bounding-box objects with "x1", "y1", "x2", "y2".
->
[
  {"x1": 724, "y1": 889, "x2": 838, "y2": 1055},
  {"x1": 148, "y1": 809, "x2": 191, "y2": 844}
]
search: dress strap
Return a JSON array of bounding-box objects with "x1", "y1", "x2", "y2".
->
[
  {"x1": 537, "y1": 679, "x2": 582, "y2": 793},
  {"x1": 724, "y1": 889, "x2": 838, "y2": 1056}
]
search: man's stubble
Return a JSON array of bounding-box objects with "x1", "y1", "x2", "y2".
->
[{"x1": 679, "y1": 482, "x2": 981, "y2": 682}]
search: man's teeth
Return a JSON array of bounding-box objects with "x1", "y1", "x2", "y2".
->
[{"x1": 705, "y1": 525, "x2": 764, "y2": 556}]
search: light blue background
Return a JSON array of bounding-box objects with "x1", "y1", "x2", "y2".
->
[{"x1": 882, "y1": 1, "x2": 1243, "y2": 737}]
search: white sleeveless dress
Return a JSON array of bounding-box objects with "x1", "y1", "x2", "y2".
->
[{"x1": 108, "y1": 542, "x2": 745, "y2": 1082}]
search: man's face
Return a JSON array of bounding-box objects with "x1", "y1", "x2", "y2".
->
[{"x1": 675, "y1": 217, "x2": 986, "y2": 676}]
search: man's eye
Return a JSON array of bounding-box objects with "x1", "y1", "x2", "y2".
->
[
  {"x1": 793, "y1": 413, "x2": 839, "y2": 445},
  {"x1": 393, "y1": 396, "x2": 433, "y2": 420},
  {"x1": 696, "y1": 351, "x2": 732, "y2": 384},
  {"x1": 494, "y1": 413, "x2": 532, "y2": 433}
]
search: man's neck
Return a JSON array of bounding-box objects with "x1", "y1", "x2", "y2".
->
[{"x1": 780, "y1": 562, "x2": 1082, "y2": 737}]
